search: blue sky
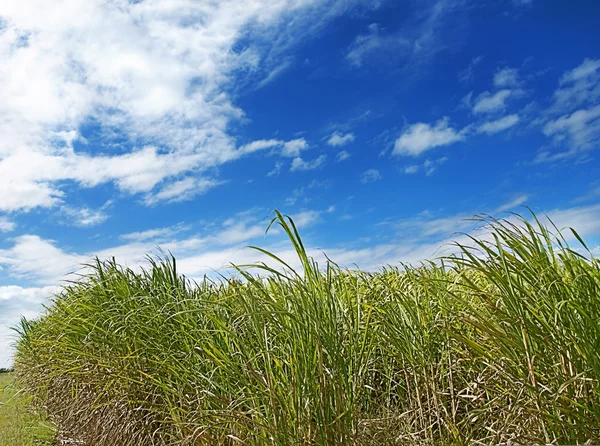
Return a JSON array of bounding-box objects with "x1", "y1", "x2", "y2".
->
[{"x1": 1, "y1": 0, "x2": 600, "y2": 365}]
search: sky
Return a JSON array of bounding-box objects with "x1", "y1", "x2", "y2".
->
[{"x1": 1, "y1": 0, "x2": 600, "y2": 366}]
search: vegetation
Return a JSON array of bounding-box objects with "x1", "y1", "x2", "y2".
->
[
  {"x1": 0, "y1": 372, "x2": 55, "y2": 445},
  {"x1": 12, "y1": 211, "x2": 600, "y2": 445}
]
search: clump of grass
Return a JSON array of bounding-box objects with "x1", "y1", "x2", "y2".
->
[{"x1": 13, "y1": 211, "x2": 600, "y2": 445}]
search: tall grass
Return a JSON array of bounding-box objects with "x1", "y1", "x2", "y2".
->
[{"x1": 13, "y1": 211, "x2": 600, "y2": 445}]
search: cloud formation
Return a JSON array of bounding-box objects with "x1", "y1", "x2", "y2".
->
[
  {"x1": 0, "y1": 0, "x2": 358, "y2": 212},
  {"x1": 394, "y1": 118, "x2": 464, "y2": 156}
]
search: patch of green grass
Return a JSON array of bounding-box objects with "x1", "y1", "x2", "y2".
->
[
  {"x1": 0, "y1": 373, "x2": 55, "y2": 445},
  {"x1": 11, "y1": 211, "x2": 600, "y2": 445}
]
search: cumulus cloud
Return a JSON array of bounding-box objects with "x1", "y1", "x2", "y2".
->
[
  {"x1": 360, "y1": 168, "x2": 381, "y2": 183},
  {"x1": 0, "y1": 0, "x2": 360, "y2": 211},
  {"x1": 393, "y1": 118, "x2": 464, "y2": 156},
  {"x1": 327, "y1": 132, "x2": 355, "y2": 147},
  {"x1": 282, "y1": 139, "x2": 309, "y2": 158},
  {"x1": 478, "y1": 114, "x2": 520, "y2": 134}
]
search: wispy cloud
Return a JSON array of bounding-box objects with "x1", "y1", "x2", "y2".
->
[
  {"x1": 335, "y1": 150, "x2": 351, "y2": 162},
  {"x1": 360, "y1": 168, "x2": 382, "y2": 183},
  {"x1": 267, "y1": 161, "x2": 284, "y2": 177},
  {"x1": 537, "y1": 58, "x2": 600, "y2": 161},
  {"x1": 60, "y1": 201, "x2": 112, "y2": 227},
  {"x1": 290, "y1": 155, "x2": 326, "y2": 172},
  {"x1": 458, "y1": 56, "x2": 483, "y2": 84},
  {"x1": 144, "y1": 178, "x2": 226, "y2": 206},
  {"x1": 121, "y1": 224, "x2": 189, "y2": 242},
  {"x1": 0, "y1": 217, "x2": 15, "y2": 232},
  {"x1": 472, "y1": 89, "x2": 513, "y2": 114},
  {"x1": 493, "y1": 67, "x2": 520, "y2": 88},
  {"x1": 256, "y1": 59, "x2": 294, "y2": 89},
  {"x1": 345, "y1": 23, "x2": 410, "y2": 68},
  {"x1": 401, "y1": 157, "x2": 448, "y2": 175},
  {"x1": 494, "y1": 194, "x2": 529, "y2": 213},
  {"x1": 346, "y1": 0, "x2": 470, "y2": 71},
  {"x1": 478, "y1": 114, "x2": 520, "y2": 134},
  {"x1": 551, "y1": 58, "x2": 600, "y2": 113}
]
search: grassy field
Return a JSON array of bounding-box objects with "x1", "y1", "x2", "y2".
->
[
  {"x1": 11, "y1": 211, "x2": 600, "y2": 445},
  {"x1": 0, "y1": 372, "x2": 55, "y2": 445}
]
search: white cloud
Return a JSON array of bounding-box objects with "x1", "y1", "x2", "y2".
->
[
  {"x1": 494, "y1": 194, "x2": 529, "y2": 213},
  {"x1": 282, "y1": 139, "x2": 309, "y2": 158},
  {"x1": 290, "y1": 155, "x2": 326, "y2": 172},
  {"x1": 0, "y1": 217, "x2": 15, "y2": 232},
  {"x1": 327, "y1": 132, "x2": 355, "y2": 147},
  {"x1": 537, "y1": 59, "x2": 600, "y2": 161},
  {"x1": 402, "y1": 157, "x2": 448, "y2": 175},
  {"x1": 393, "y1": 118, "x2": 464, "y2": 156},
  {"x1": 121, "y1": 225, "x2": 188, "y2": 242},
  {"x1": 215, "y1": 222, "x2": 267, "y2": 246},
  {"x1": 335, "y1": 150, "x2": 351, "y2": 162},
  {"x1": 543, "y1": 105, "x2": 600, "y2": 153},
  {"x1": 423, "y1": 157, "x2": 448, "y2": 175},
  {"x1": 239, "y1": 138, "x2": 308, "y2": 159},
  {"x1": 0, "y1": 285, "x2": 59, "y2": 367},
  {"x1": 256, "y1": 59, "x2": 293, "y2": 89},
  {"x1": 284, "y1": 180, "x2": 331, "y2": 206},
  {"x1": 238, "y1": 139, "x2": 283, "y2": 155},
  {"x1": 458, "y1": 56, "x2": 483, "y2": 85},
  {"x1": 144, "y1": 178, "x2": 226, "y2": 205},
  {"x1": 552, "y1": 58, "x2": 600, "y2": 112},
  {"x1": 346, "y1": 23, "x2": 410, "y2": 68},
  {"x1": 360, "y1": 168, "x2": 381, "y2": 183},
  {"x1": 60, "y1": 202, "x2": 111, "y2": 227},
  {"x1": 345, "y1": 2, "x2": 469, "y2": 71},
  {"x1": 290, "y1": 210, "x2": 323, "y2": 228},
  {"x1": 0, "y1": 235, "x2": 86, "y2": 284},
  {"x1": 267, "y1": 161, "x2": 283, "y2": 177},
  {"x1": 493, "y1": 67, "x2": 519, "y2": 88},
  {"x1": 472, "y1": 89, "x2": 512, "y2": 114},
  {"x1": 402, "y1": 165, "x2": 419, "y2": 174},
  {"x1": 478, "y1": 114, "x2": 520, "y2": 134},
  {"x1": 0, "y1": 0, "x2": 358, "y2": 212}
]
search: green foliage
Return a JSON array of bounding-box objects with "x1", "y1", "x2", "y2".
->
[
  {"x1": 13, "y1": 211, "x2": 600, "y2": 445},
  {"x1": 0, "y1": 373, "x2": 55, "y2": 445}
]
